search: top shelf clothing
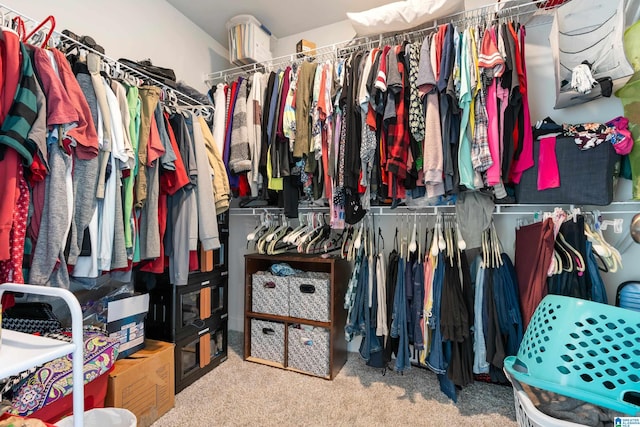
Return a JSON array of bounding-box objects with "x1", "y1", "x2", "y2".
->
[
  {"x1": 0, "y1": 27, "x2": 230, "y2": 293},
  {"x1": 210, "y1": 21, "x2": 536, "y2": 224}
]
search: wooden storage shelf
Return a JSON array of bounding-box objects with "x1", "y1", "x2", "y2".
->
[
  {"x1": 244, "y1": 253, "x2": 350, "y2": 380},
  {"x1": 245, "y1": 311, "x2": 331, "y2": 328},
  {"x1": 245, "y1": 356, "x2": 285, "y2": 369}
]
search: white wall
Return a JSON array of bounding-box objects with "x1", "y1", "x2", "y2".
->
[
  {"x1": 2, "y1": 0, "x2": 230, "y2": 93},
  {"x1": 272, "y1": 20, "x2": 356, "y2": 59}
]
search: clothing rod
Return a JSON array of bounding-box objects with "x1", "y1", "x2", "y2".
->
[
  {"x1": 204, "y1": 0, "x2": 556, "y2": 85},
  {"x1": 205, "y1": 42, "x2": 349, "y2": 84},
  {"x1": 0, "y1": 2, "x2": 206, "y2": 108},
  {"x1": 339, "y1": 0, "x2": 549, "y2": 54},
  {"x1": 229, "y1": 201, "x2": 640, "y2": 217}
]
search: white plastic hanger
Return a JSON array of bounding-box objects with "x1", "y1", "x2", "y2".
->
[
  {"x1": 247, "y1": 212, "x2": 267, "y2": 242},
  {"x1": 408, "y1": 213, "x2": 418, "y2": 254},
  {"x1": 283, "y1": 213, "x2": 307, "y2": 244},
  {"x1": 456, "y1": 218, "x2": 467, "y2": 251},
  {"x1": 437, "y1": 215, "x2": 446, "y2": 251},
  {"x1": 430, "y1": 216, "x2": 441, "y2": 257}
]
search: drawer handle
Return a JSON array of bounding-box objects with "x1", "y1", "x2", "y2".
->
[
  {"x1": 264, "y1": 281, "x2": 276, "y2": 289},
  {"x1": 300, "y1": 284, "x2": 316, "y2": 294},
  {"x1": 262, "y1": 328, "x2": 275, "y2": 335}
]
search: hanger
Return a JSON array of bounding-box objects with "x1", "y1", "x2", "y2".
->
[
  {"x1": 265, "y1": 214, "x2": 288, "y2": 244},
  {"x1": 351, "y1": 220, "x2": 365, "y2": 261},
  {"x1": 554, "y1": 233, "x2": 575, "y2": 273},
  {"x1": 456, "y1": 217, "x2": 467, "y2": 251},
  {"x1": 591, "y1": 212, "x2": 622, "y2": 272},
  {"x1": 24, "y1": 15, "x2": 56, "y2": 48},
  {"x1": 584, "y1": 222, "x2": 611, "y2": 258},
  {"x1": 341, "y1": 226, "x2": 354, "y2": 260},
  {"x1": 12, "y1": 16, "x2": 26, "y2": 40},
  {"x1": 297, "y1": 213, "x2": 322, "y2": 251},
  {"x1": 417, "y1": 218, "x2": 423, "y2": 261},
  {"x1": 246, "y1": 212, "x2": 268, "y2": 242},
  {"x1": 283, "y1": 212, "x2": 307, "y2": 245},
  {"x1": 445, "y1": 216, "x2": 454, "y2": 265},
  {"x1": 0, "y1": 11, "x2": 7, "y2": 30},
  {"x1": 256, "y1": 215, "x2": 278, "y2": 254},
  {"x1": 437, "y1": 214, "x2": 446, "y2": 252},
  {"x1": 408, "y1": 213, "x2": 418, "y2": 254},
  {"x1": 267, "y1": 219, "x2": 293, "y2": 255},
  {"x1": 430, "y1": 216, "x2": 440, "y2": 257}
]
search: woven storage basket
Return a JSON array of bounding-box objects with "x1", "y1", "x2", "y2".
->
[{"x1": 504, "y1": 295, "x2": 640, "y2": 416}]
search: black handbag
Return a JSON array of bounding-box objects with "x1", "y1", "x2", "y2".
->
[{"x1": 2, "y1": 302, "x2": 62, "y2": 334}]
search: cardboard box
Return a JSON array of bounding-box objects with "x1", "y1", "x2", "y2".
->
[
  {"x1": 106, "y1": 293, "x2": 149, "y2": 359},
  {"x1": 296, "y1": 39, "x2": 316, "y2": 57},
  {"x1": 106, "y1": 339, "x2": 175, "y2": 427}
]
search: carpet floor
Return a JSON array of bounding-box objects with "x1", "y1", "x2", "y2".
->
[{"x1": 152, "y1": 331, "x2": 517, "y2": 427}]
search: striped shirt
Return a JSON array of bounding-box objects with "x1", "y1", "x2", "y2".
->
[{"x1": 0, "y1": 43, "x2": 39, "y2": 165}]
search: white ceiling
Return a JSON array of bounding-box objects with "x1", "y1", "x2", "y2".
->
[{"x1": 166, "y1": 0, "x2": 396, "y2": 47}]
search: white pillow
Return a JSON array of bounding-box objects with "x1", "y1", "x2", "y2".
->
[{"x1": 347, "y1": 0, "x2": 465, "y2": 36}]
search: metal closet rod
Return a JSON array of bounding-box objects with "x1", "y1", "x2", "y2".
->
[
  {"x1": 204, "y1": 0, "x2": 555, "y2": 85},
  {"x1": 229, "y1": 200, "x2": 640, "y2": 217},
  {"x1": 0, "y1": 2, "x2": 207, "y2": 108}
]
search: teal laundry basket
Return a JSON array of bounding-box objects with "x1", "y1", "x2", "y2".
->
[{"x1": 504, "y1": 295, "x2": 640, "y2": 416}]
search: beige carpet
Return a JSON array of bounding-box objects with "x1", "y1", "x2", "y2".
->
[{"x1": 152, "y1": 331, "x2": 517, "y2": 427}]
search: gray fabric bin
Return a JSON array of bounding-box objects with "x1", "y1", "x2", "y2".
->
[
  {"x1": 287, "y1": 325, "x2": 330, "y2": 378},
  {"x1": 250, "y1": 319, "x2": 285, "y2": 365},
  {"x1": 252, "y1": 271, "x2": 289, "y2": 316},
  {"x1": 288, "y1": 272, "x2": 331, "y2": 322}
]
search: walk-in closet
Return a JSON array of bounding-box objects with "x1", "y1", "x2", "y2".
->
[{"x1": 0, "y1": 0, "x2": 639, "y2": 426}]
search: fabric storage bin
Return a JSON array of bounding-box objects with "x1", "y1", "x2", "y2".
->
[
  {"x1": 288, "y1": 272, "x2": 331, "y2": 322},
  {"x1": 250, "y1": 319, "x2": 285, "y2": 366},
  {"x1": 252, "y1": 271, "x2": 289, "y2": 316},
  {"x1": 287, "y1": 325, "x2": 330, "y2": 378},
  {"x1": 515, "y1": 137, "x2": 619, "y2": 205}
]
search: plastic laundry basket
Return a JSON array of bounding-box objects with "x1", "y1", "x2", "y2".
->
[
  {"x1": 504, "y1": 369, "x2": 586, "y2": 427},
  {"x1": 55, "y1": 408, "x2": 136, "y2": 427},
  {"x1": 504, "y1": 295, "x2": 640, "y2": 416}
]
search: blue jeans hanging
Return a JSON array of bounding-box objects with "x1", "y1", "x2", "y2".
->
[{"x1": 391, "y1": 257, "x2": 411, "y2": 372}]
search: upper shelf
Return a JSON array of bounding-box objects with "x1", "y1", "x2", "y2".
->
[
  {"x1": 229, "y1": 201, "x2": 640, "y2": 216},
  {"x1": 0, "y1": 329, "x2": 76, "y2": 379}
]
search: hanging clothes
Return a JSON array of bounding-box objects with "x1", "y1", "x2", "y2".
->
[{"x1": 515, "y1": 218, "x2": 555, "y2": 328}]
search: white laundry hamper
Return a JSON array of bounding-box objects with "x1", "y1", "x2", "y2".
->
[{"x1": 55, "y1": 408, "x2": 136, "y2": 427}]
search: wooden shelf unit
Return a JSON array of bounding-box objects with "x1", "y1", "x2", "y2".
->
[{"x1": 244, "y1": 253, "x2": 350, "y2": 380}]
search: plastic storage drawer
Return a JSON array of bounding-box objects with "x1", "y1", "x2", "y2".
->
[
  {"x1": 251, "y1": 272, "x2": 289, "y2": 316},
  {"x1": 288, "y1": 272, "x2": 331, "y2": 322},
  {"x1": 174, "y1": 318, "x2": 228, "y2": 393},
  {"x1": 250, "y1": 319, "x2": 285, "y2": 366},
  {"x1": 287, "y1": 325, "x2": 330, "y2": 378}
]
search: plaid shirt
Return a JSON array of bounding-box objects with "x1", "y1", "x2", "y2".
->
[
  {"x1": 386, "y1": 47, "x2": 409, "y2": 181},
  {"x1": 471, "y1": 88, "x2": 493, "y2": 172}
]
